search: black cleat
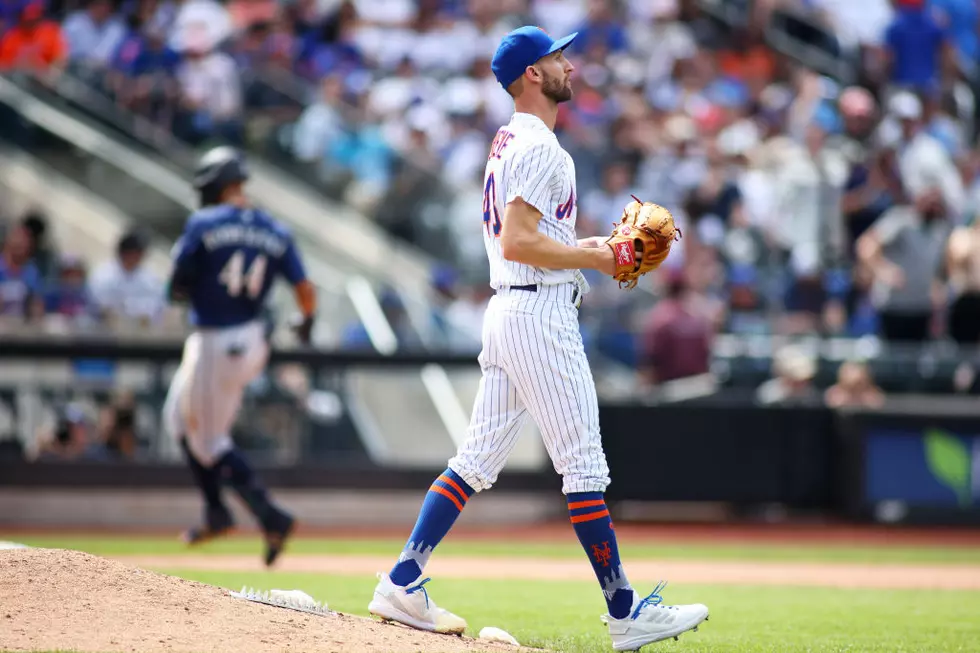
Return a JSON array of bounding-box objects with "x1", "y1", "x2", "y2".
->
[
  {"x1": 182, "y1": 524, "x2": 234, "y2": 545},
  {"x1": 182, "y1": 510, "x2": 234, "y2": 546},
  {"x1": 263, "y1": 513, "x2": 295, "y2": 566}
]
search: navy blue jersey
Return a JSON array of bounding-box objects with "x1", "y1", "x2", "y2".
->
[{"x1": 171, "y1": 204, "x2": 307, "y2": 328}]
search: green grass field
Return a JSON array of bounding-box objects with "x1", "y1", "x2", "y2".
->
[
  {"x1": 161, "y1": 569, "x2": 980, "y2": 653},
  {"x1": 6, "y1": 534, "x2": 980, "y2": 653}
]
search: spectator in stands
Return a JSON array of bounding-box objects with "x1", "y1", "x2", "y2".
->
[
  {"x1": 366, "y1": 56, "x2": 437, "y2": 131},
  {"x1": 838, "y1": 89, "x2": 904, "y2": 252},
  {"x1": 89, "y1": 230, "x2": 165, "y2": 326},
  {"x1": 756, "y1": 345, "x2": 821, "y2": 405},
  {"x1": 887, "y1": 90, "x2": 965, "y2": 219},
  {"x1": 716, "y1": 26, "x2": 775, "y2": 92},
  {"x1": 108, "y1": 19, "x2": 179, "y2": 124},
  {"x1": 291, "y1": 73, "x2": 345, "y2": 165},
  {"x1": 837, "y1": 85, "x2": 879, "y2": 147},
  {"x1": 825, "y1": 360, "x2": 885, "y2": 408},
  {"x1": 637, "y1": 114, "x2": 705, "y2": 217},
  {"x1": 0, "y1": 1, "x2": 67, "y2": 77},
  {"x1": 373, "y1": 107, "x2": 438, "y2": 227},
  {"x1": 296, "y1": 0, "x2": 363, "y2": 80},
  {"x1": 20, "y1": 209, "x2": 56, "y2": 282},
  {"x1": 265, "y1": 16, "x2": 300, "y2": 71},
  {"x1": 803, "y1": 0, "x2": 893, "y2": 60},
  {"x1": 773, "y1": 118, "x2": 849, "y2": 335},
  {"x1": 580, "y1": 158, "x2": 637, "y2": 240},
  {"x1": 857, "y1": 186, "x2": 951, "y2": 342},
  {"x1": 35, "y1": 403, "x2": 110, "y2": 462},
  {"x1": 944, "y1": 213, "x2": 980, "y2": 345},
  {"x1": 879, "y1": 0, "x2": 952, "y2": 95},
  {"x1": 0, "y1": 222, "x2": 42, "y2": 320},
  {"x1": 226, "y1": 0, "x2": 278, "y2": 35},
  {"x1": 638, "y1": 268, "x2": 713, "y2": 386},
  {"x1": 173, "y1": 37, "x2": 244, "y2": 145},
  {"x1": 573, "y1": 0, "x2": 628, "y2": 54},
  {"x1": 44, "y1": 254, "x2": 95, "y2": 324},
  {"x1": 844, "y1": 262, "x2": 880, "y2": 337},
  {"x1": 62, "y1": 0, "x2": 126, "y2": 74},
  {"x1": 931, "y1": 0, "x2": 978, "y2": 78},
  {"x1": 98, "y1": 389, "x2": 138, "y2": 460},
  {"x1": 333, "y1": 105, "x2": 396, "y2": 216},
  {"x1": 725, "y1": 264, "x2": 767, "y2": 334},
  {"x1": 440, "y1": 104, "x2": 489, "y2": 190},
  {"x1": 167, "y1": 0, "x2": 232, "y2": 54}
]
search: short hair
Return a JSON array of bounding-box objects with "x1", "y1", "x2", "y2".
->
[{"x1": 117, "y1": 229, "x2": 147, "y2": 255}]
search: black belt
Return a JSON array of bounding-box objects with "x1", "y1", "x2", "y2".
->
[{"x1": 498, "y1": 284, "x2": 582, "y2": 308}]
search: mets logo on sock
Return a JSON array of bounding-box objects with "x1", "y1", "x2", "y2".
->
[{"x1": 591, "y1": 541, "x2": 612, "y2": 567}]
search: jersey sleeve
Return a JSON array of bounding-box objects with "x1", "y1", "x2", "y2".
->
[
  {"x1": 171, "y1": 222, "x2": 203, "y2": 271},
  {"x1": 280, "y1": 236, "x2": 308, "y2": 285},
  {"x1": 505, "y1": 141, "x2": 561, "y2": 215}
]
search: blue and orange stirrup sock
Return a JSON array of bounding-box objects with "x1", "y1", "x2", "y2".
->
[
  {"x1": 568, "y1": 492, "x2": 634, "y2": 619},
  {"x1": 389, "y1": 468, "x2": 474, "y2": 586}
]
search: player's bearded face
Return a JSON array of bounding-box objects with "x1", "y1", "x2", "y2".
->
[{"x1": 539, "y1": 59, "x2": 572, "y2": 103}]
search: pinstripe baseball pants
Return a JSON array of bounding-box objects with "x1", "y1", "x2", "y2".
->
[
  {"x1": 448, "y1": 282, "x2": 611, "y2": 495},
  {"x1": 162, "y1": 320, "x2": 268, "y2": 466}
]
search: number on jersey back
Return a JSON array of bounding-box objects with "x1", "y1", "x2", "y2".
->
[
  {"x1": 171, "y1": 205, "x2": 307, "y2": 328},
  {"x1": 219, "y1": 250, "x2": 268, "y2": 299}
]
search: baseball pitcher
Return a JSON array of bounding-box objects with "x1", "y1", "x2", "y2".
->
[{"x1": 368, "y1": 27, "x2": 704, "y2": 651}]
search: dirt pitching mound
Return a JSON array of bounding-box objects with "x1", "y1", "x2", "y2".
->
[{"x1": 0, "y1": 548, "x2": 534, "y2": 653}]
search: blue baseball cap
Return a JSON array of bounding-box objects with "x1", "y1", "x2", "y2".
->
[{"x1": 491, "y1": 26, "x2": 577, "y2": 90}]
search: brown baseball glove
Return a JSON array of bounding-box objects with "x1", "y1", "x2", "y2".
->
[{"x1": 604, "y1": 196, "x2": 681, "y2": 289}]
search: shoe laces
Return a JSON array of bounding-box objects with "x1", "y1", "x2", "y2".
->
[
  {"x1": 632, "y1": 580, "x2": 673, "y2": 620},
  {"x1": 405, "y1": 577, "x2": 431, "y2": 609}
]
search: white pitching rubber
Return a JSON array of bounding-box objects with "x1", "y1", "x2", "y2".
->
[
  {"x1": 479, "y1": 626, "x2": 520, "y2": 646},
  {"x1": 231, "y1": 586, "x2": 330, "y2": 615}
]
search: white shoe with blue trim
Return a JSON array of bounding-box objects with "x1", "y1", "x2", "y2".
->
[
  {"x1": 368, "y1": 573, "x2": 467, "y2": 635},
  {"x1": 603, "y1": 582, "x2": 709, "y2": 651}
]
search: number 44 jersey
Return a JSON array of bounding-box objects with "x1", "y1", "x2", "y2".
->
[{"x1": 170, "y1": 204, "x2": 307, "y2": 328}]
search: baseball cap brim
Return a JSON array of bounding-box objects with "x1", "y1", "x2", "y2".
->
[{"x1": 547, "y1": 32, "x2": 578, "y2": 57}]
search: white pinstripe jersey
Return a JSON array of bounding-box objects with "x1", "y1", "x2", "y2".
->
[{"x1": 482, "y1": 112, "x2": 578, "y2": 289}]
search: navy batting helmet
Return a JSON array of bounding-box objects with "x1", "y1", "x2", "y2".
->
[{"x1": 193, "y1": 146, "x2": 249, "y2": 206}]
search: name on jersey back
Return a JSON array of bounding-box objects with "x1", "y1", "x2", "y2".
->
[{"x1": 201, "y1": 224, "x2": 287, "y2": 257}]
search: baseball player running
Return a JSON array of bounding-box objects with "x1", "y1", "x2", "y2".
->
[
  {"x1": 368, "y1": 27, "x2": 708, "y2": 651},
  {"x1": 162, "y1": 146, "x2": 316, "y2": 567}
]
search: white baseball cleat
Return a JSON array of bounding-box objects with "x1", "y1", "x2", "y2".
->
[
  {"x1": 603, "y1": 582, "x2": 709, "y2": 651},
  {"x1": 368, "y1": 573, "x2": 468, "y2": 635}
]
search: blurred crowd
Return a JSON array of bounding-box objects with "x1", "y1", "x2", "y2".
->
[
  {"x1": 0, "y1": 204, "x2": 167, "y2": 331},
  {"x1": 5, "y1": 0, "x2": 980, "y2": 389},
  {"x1": 31, "y1": 392, "x2": 140, "y2": 462}
]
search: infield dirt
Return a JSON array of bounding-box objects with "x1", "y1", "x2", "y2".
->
[{"x1": 0, "y1": 548, "x2": 536, "y2": 653}]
